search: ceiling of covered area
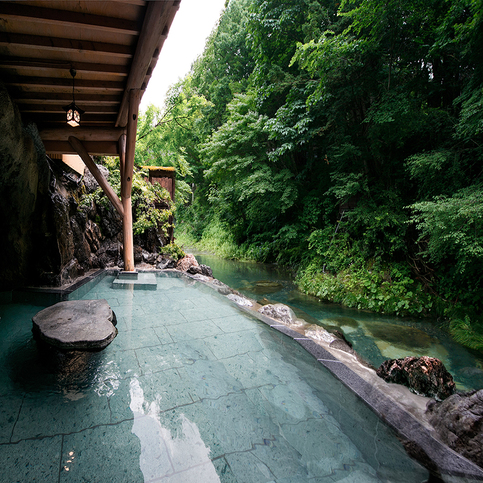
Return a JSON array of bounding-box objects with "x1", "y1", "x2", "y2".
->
[{"x1": 0, "y1": 0, "x2": 180, "y2": 155}]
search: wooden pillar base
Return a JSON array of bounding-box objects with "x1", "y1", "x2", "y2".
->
[{"x1": 122, "y1": 195, "x2": 135, "y2": 272}]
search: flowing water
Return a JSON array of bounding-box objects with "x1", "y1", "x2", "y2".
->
[{"x1": 193, "y1": 251, "x2": 483, "y2": 392}]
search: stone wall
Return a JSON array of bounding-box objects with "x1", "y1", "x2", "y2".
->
[
  {"x1": 0, "y1": 82, "x2": 114, "y2": 289},
  {"x1": 0, "y1": 82, "x2": 43, "y2": 289},
  {"x1": 0, "y1": 82, "x2": 168, "y2": 290}
]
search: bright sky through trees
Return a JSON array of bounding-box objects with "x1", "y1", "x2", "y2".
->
[{"x1": 140, "y1": 0, "x2": 226, "y2": 111}]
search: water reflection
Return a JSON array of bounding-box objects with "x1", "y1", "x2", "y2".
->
[
  {"x1": 129, "y1": 378, "x2": 220, "y2": 482},
  {"x1": 63, "y1": 450, "x2": 76, "y2": 473}
]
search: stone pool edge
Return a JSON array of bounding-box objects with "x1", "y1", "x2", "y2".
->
[
  {"x1": 181, "y1": 270, "x2": 483, "y2": 482},
  {"x1": 8, "y1": 267, "x2": 483, "y2": 481}
]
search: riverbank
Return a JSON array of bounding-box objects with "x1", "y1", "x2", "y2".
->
[{"x1": 176, "y1": 227, "x2": 483, "y2": 356}]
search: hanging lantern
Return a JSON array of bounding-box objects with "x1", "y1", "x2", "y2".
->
[{"x1": 63, "y1": 68, "x2": 84, "y2": 127}]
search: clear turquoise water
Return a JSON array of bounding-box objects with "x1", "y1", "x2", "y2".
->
[
  {"x1": 193, "y1": 252, "x2": 483, "y2": 392},
  {"x1": 0, "y1": 273, "x2": 429, "y2": 482}
]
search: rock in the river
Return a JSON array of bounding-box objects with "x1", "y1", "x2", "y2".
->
[
  {"x1": 243, "y1": 280, "x2": 283, "y2": 295},
  {"x1": 258, "y1": 303, "x2": 304, "y2": 327},
  {"x1": 200, "y1": 264, "x2": 213, "y2": 277},
  {"x1": 427, "y1": 389, "x2": 483, "y2": 468},
  {"x1": 32, "y1": 299, "x2": 117, "y2": 350},
  {"x1": 376, "y1": 356, "x2": 456, "y2": 400},
  {"x1": 176, "y1": 254, "x2": 199, "y2": 272}
]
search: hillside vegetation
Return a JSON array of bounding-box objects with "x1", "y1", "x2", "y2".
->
[{"x1": 135, "y1": 0, "x2": 483, "y2": 351}]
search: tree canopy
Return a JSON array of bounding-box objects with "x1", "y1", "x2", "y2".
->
[{"x1": 136, "y1": 0, "x2": 483, "y2": 346}]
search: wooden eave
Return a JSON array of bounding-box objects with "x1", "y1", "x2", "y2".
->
[{"x1": 0, "y1": 0, "x2": 180, "y2": 155}]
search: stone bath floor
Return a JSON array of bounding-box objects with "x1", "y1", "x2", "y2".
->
[{"x1": 0, "y1": 273, "x2": 430, "y2": 482}]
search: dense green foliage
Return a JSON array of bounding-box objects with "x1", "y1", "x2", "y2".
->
[{"x1": 138, "y1": 0, "x2": 483, "y2": 350}]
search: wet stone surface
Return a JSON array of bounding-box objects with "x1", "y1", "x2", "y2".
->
[
  {"x1": 1, "y1": 274, "x2": 434, "y2": 482},
  {"x1": 32, "y1": 299, "x2": 117, "y2": 350}
]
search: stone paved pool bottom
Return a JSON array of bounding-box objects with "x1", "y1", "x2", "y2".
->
[{"x1": 0, "y1": 272, "x2": 432, "y2": 482}]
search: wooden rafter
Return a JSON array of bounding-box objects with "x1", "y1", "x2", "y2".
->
[
  {"x1": 0, "y1": 0, "x2": 181, "y2": 151},
  {"x1": 13, "y1": 92, "x2": 121, "y2": 104},
  {"x1": 3, "y1": 76, "x2": 124, "y2": 91},
  {"x1": 0, "y1": 57, "x2": 130, "y2": 76},
  {"x1": 40, "y1": 127, "x2": 125, "y2": 142},
  {"x1": 0, "y1": 32, "x2": 133, "y2": 58},
  {"x1": 1, "y1": 0, "x2": 182, "y2": 273},
  {"x1": 0, "y1": 3, "x2": 142, "y2": 35},
  {"x1": 42, "y1": 141, "x2": 119, "y2": 155}
]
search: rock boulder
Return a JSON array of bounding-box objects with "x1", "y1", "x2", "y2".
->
[
  {"x1": 157, "y1": 256, "x2": 176, "y2": 270},
  {"x1": 427, "y1": 389, "x2": 483, "y2": 468},
  {"x1": 227, "y1": 293, "x2": 253, "y2": 307},
  {"x1": 32, "y1": 299, "x2": 117, "y2": 350},
  {"x1": 258, "y1": 303, "x2": 304, "y2": 327},
  {"x1": 211, "y1": 279, "x2": 232, "y2": 295},
  {"x1": 83, "y1": 164, "x2": 109, "y2": 193},
  {"x1": 176, "y1": 254, "x2": 199, "y2": 272},
  {"x1": 376, "y1": 356, "x2": 456, "y2": 400}
]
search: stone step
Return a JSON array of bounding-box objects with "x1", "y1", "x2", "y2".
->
[
  {"x1": 112, "y1": 272, "x2": 157, "y2": 290},
  {"x1": 32, "y1": 299, "x2": 117, "y2": 350}
]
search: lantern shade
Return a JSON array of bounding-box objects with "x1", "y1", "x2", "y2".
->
[{"x1": 63, "y1": 101, "x2": 84, "y2": 127}]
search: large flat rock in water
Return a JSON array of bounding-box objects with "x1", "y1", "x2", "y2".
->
[{"x1": 32, "y1": 299, "x2": 117, "y2": 350}]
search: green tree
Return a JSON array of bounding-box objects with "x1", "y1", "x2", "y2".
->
[
  {"x1": 135, "y1": 76, "x2": 211, "y2": 203},
  {"x1": 202, "y1": 93, "x2": 298, "y2": 241}
]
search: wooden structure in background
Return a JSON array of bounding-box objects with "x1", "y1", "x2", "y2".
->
[
  {"x1": 0, "y1": 0, "x2": 181, "y2": 271},
  {"x1": 144, "y1": 166, "x2": 175, "y2": 242},
  {"x1": 145, "y1": 166, "x2": 176, "y2": 202}
]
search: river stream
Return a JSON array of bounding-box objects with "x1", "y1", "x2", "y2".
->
[{"x1": 191, "y1": 251, "x2": 483, "y2": 392}]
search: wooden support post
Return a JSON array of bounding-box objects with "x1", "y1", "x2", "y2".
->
[
  {"x1": 68, "y1": 136, "x2": 124, "y2": 217},
  {"x1": 121, "y1": 89, "x2": 142, "y2": 272},
  {"x1": 118, "y1": 133, "x2": 126, "y2": 183}
]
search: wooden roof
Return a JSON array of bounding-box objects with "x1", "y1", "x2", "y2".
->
[{"x1": 0, "y1": 0, "x2": 180, "y2": 155}]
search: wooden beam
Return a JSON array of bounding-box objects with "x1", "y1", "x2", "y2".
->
[
  {"x1": 0, "y1": 57, "x2": 129, "y2": 76},
  {"x1": 119, "y1": 133, "x2": 127, "y2": 182},
  {"x1": 40, "y1": 127, "x2": 124, "y2": 142},
  {"x1": 13, "y1": 92, "x2": 121, "y2": 104},
  {"x1": 24, "y1": 113, "x2": 117, "y2": 124},
  {"x1": 0, "y1": 3, "x2": 142, "y2": 35},
  {"x1": 68, "y1": 136, "x2": 124, "y2": 216},
  {"x1": 22, "y1": 105, "x2": 117, "y2": 114},
  {"x1": 43, "y1": 140, "x2": 119, "y2": 155},
  {"x1": 116, "y1": 1, "x2": 179, "y2": 127},
  {"x1": 4, "y1": 76, "x2": 124, "y2": 91},
  {"x1": 0, "y1": 32, "x2": 133, "y2": 58},
  {"x1": 121, "y1": 89, "x2": 142, "y2": 271}
]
